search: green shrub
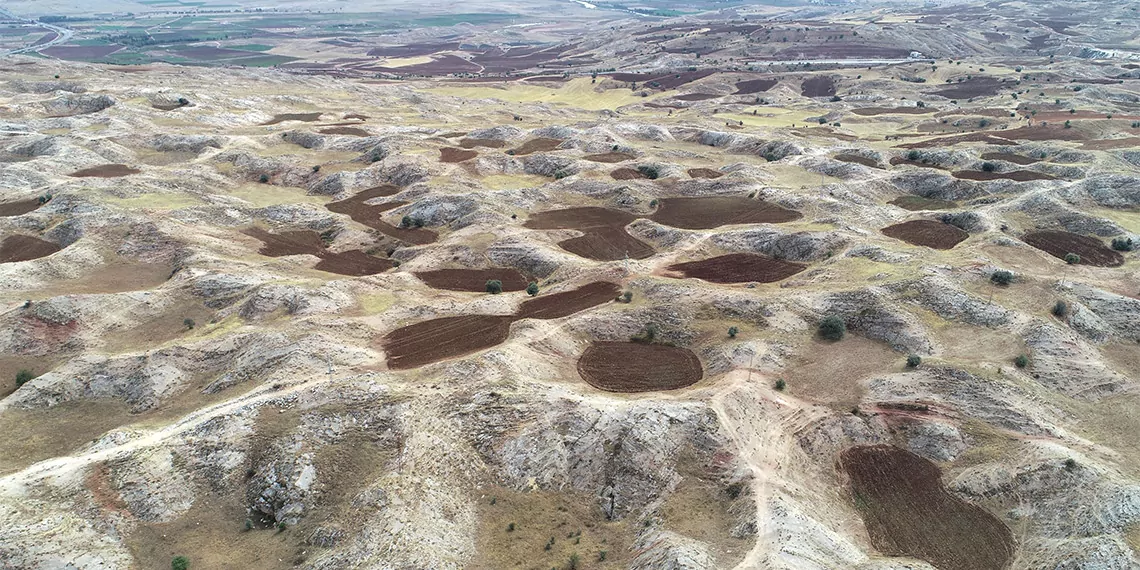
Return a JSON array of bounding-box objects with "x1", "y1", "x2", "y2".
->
[
  {"x1": 312, "y1": 165, "x2": 321, "y2": 173},
  {"x1": 1052, "y1": 300, "x2": 1069, "y2": 318},
  {"x1": 598, "y1": 551, "x2": 608, "y2": 561},
  {"x1": 1064, "y1": 120, "x2": 1072, "y2": 129},
  {"x1": 906, "y1": 355, "x2": 921, "y2": 368},
  {"x1": 1014, "y1": 354, "x2": 1029, "y2": 368},
  {"x1": 981, "y1": 161, "x2": 996, "y2": 172},
  {"x1": 631, "y1": 323, "x2": 658, "y2": 344},
  {"x1": 276, "y1": 522, "x2": 286, "y2": 532},
  {"x1": 619, "y1": 291, "x2": 633, "y2": 303},
  {"x1": 507, "y1": 522, "x2": 515, "y2": 532},
  {"x1": 818, "y1": 315, "x2": 846, "y2": 341},
  {"x1": 774, "y1": 379, "x2": 786, "y2": 391},
  {"x1": 990, "y1": 270, "x2": 1014, "y2": 286},
  {"x1": 183, "y1": 318, "x2": 195, "y2": 330},
  {"x1": 1111, "y1": 237, "x2": 1134, "y2": 251},
  {"x1": 15, "y1": 369, "x2": 34, "y2": 387},
  {"x1": 567, "y1": 553, "x2": 580, "y2": 570},
  {"x1": 400, "y1": 215, "x2": 413, "y2": 228},
  {"x1": 906, "y1": 149, "x2": 921, "y2": 161},
  {"x1": 526, "y1": 282, "x2": 539, "y2": 296},
  {"x1": 637, "y1": 165, "x2": 660, "y2": 180},
  {"x1": 244, "y1": 518, "x2": 253, "y2": 531},
  {"x1": 258, "y1": 174, "x2": 269, "y2": 183},
  {"x1": 171, "y1": 556, "x2": 190, "y2": 570},
  {"x1": 649, "y1": 199, "x2": 658, "y2": 207},
  {"x1": 486, "y1": 280, "x2": 503, "y2": 294},
  {"x1": 728, "y1": 326, "x2": 738, "y2": 338},
  {"x1": 1064, "y1": 252, "x2": 1080, "y2": 265}
]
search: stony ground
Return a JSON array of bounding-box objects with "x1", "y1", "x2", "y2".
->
[{"x1": 1, "y1": 13, "x2": 1140, "y2": 568}]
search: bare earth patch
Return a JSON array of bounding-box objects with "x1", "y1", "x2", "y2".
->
[
  {"x1": 577, "y1": 341, "x2": 703, "y2": 392},
  {"x1": 0, "y1": 235, "x2": 62, "y2": 263},
  {"x1": 650, "y1": 196, "x2": 802, "y2": 229},
  {"x1": 1022, "y1": 230, "x2": 1124, "y2": 267},
  {"x1": 881, "y1": 220, "x2": 969, "y2": 249},
  {"x1": 69, "y1": 164, "x2": 141, "y2": 178},
  {"x1": 665, "y1": 253, "x2": 807, "y2": 284}
]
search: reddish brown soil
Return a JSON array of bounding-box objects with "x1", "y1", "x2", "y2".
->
[
  {"x1": 734, "y1": 78, "x2": 778, "y2": 95},
  {"x1": 773, "y1": 44, "x2": 912, "y2": 59},
  {"x1": 383, "y1": 315, "x2": 515, "y2": 370},
  {"x1": 242, "y1": 228, "x2": 394, "y2": 276},
  {"x1": 852, "y1": 107, "x2": 936, "y2": 116},
  {"x1": 611, "y1": 168, "x2": 649, "y2": 180},
  {"x1": 319, "y1": 126, "x2": 370, "y2": 137},
  {"x1": 687, "y1": 168, "x2": 724, "y2": 179},
  {"x1": 673, "y1": 93, "x2": 721, "y2": 102},
  {"x1": 516, "y1": 281, "x2": 620, "y2": 320},
  {"x1": 953, "y1": 170, "x2": 1054, "y2": 181},
  {"x1": 508, "y1": 138, "x2": 563, "y2": 156},
  {"x1": 839, "y1": 445, "x2": 1015, "y2": 570},
  {"x1": 665, "y1": 253, "x2": 806, "y2": 284},
  {"x1": 577, "y1": 342, "x2": 702, "y2": 392},
  {"x1": 0, "y1": 199, "x2": 42, "y2": 217},
  {"x1": 1080, "y1": 137, "x2": 1140, "y2": 151},
  {"x1": 889, "y1": 196, "x2": 958, "y2": 211},
  {"x1": 583, "y1": 152, "x2": 635, "y2": 163},
  {"x1": 650, "y1": 196, "x2": 802, "y2": 229},
  {"x1": 608, "y1": 70, "x2": 715, "y2": 90},
  {"x1": 524, "y1": 207, "x2": 654, "y2": 261},
  {"x1": 69, "y1": 164, "x2": 141, "y2": 178},
  {"x1": 980, "y1": 152, "x2": 1039, "y2": 165},
  {"x1": 926, "y1": 77, "x2": 1006, "y2": 99},
  {"x1": 459, "y1": 138, "x2": 507, "y2": 149},
  {"x1": 896, "y1": 133, "x2": 1018, "y2": 149},
  {"x1": 260, "y1": 113, "x2": 323, "y2": 126},
  {"x1": 414, "y1": 268, "x2": 529, "y2": 292},
  {"x1": 801, "y1": 76, "x2": 836, "y2": 98},
  {"x1": 834, "y1": 154, "x2": 882, "y2": 168},
  {"x1": 41, "y1": 45, "x2": 122, "y2": 60},
  {"x1": 0, "y1": 235, "x2": 62, "y2": 263},
  {"x1": 325, "y1": 186, "x2": 438, "y2": 245},
  {"x1": 440, "y1": 148, "x2": 478, "y2": 163},
  {"x1": 889, "y1": 157, "x2": 948, "y2": 170},
  {"x1": 1022, "y1": 230, "x2": 1124, "y2": 267},
  {"x1": 881, "y1": 220, "x2": 969, "y2": 250}
]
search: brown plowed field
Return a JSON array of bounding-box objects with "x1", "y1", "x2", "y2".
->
[
  {"x1": 440, "y1": 148, "x2": 478, "y2": 163},
  {"x1": 509, "y1": 138, "x2": 563, "y2": 156},
  {"x1": 839, "y1": 445, "x2": 1015, "y2": 570},
  {"x1": 383, "y1": 315, "x2": 515, "y2": 370},
  {"x1": 325, "y1": 186, "x2": 438, "y2": 245},
  {"x1": 734, "y1": 78, "x2": 778, "y2": 94},
  {"x1": 415, "y1": 268, "x2": 529, "y2": 292},
  {"x1": 889, "y1": 157, "x2": 947, "y2": 170},
  {"x1": 558, "y1": 228, "x2": 656, "y2": 261},
  {"x1": 611, "y1": 168, "x2": 649, "y2": 180},
  {"x1": 852, "y1": 107, "x2": 936, "y2": 116},
  {"x1": 0, "y1": 235, "x2": 62, "y2": 263},
  {"x1": 926, "y1": 77, "x2": 1006, "y2": 99},
  {"x1": 665, "y1": 253, "x2": 806, "y2": 284},
  {"x1": 881, "y1": 220, "x2": 969, "y2": 249},
  {"x1": 69, "y1": 164, "x2": 141, "y2": 178},
  {"x1": 1022, "y1": 230, "x2": 1124, "y2": 267},
  {"x1": 583, "y1": 152, "x2": 635, "y2": 163},
  {"x1": 801, "y1": 76, "x2": 836, "y2": 97},
  {"x1": 953, "y1": 170, "x2": 1054, "y2": 181},
  {"x1": 834, "y1": 154, "x2": 882, "y2": 169},
  {"x1": 577, "y1": 342, "x2": 702, "y2": 392},
  {"x1": 242, "y1": 228, "x2": 394, "y2": 276},
  {"x1": 260, "y1": 113, "x2": 323, "y2": 126},
  {"x1": 688, "y1": 168, "x2": 724, "y2": 179},
  {"x1": 889, "y1": 196, "x2": 958, "y2": 211},
  {"x1": 524, "y1": 207, "x2": 637, "y2": 230},
  {"x1": 673, "y1": 93, "x2": 720, "y2": 102},
  {"x1": 981, "y1": 152, "x2": 1039, "y2": 165},
  {"x1": 319, "y1": 126, "x2": 370, "y2": 137},
  {"x1": 516, "y1": 281, "x2": 620, "y2": 320},
  {"x1": 650, "y1": 196, "x2": 802, "y2": 229},
  {"x1": 459, "y1": 138, "x2": 507, "y2": 149},
  {"x1": 0, "y1": 199, "x2": 41, "y2": 217}
]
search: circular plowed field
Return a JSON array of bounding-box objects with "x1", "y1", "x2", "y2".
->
[
  {"x1": 558, "y1": 228, "x2": 655, "y2": 261},
  {"x1": 0, "y1": 235, "x2": 62, "y2": 263},
  {"x1": 383, "y1": 315, "x2": 514, "y2": 370},
  {"x1": 69, "y1": 164, "x2": 141, "y2": 178},
  {"x1": 881, "y1": 220, "x2": 968, "y2": 249},
  {"x1": 839, "y1": 445, "x2": 1014, "y2": 570},
  {"x1": 0, "y1": 199, "x2": 42, "y2": 217},
  {"x1": 1023, "y1": 230, "x2": 1124, "y2": 267},
  {"x1": 577, "y1": 342, "x2": 702, "y2": 392},
  {"x1": 666, "y1": 253, "x2": 806, "y2": 284},
  {"x1": 687, "y1": 168, "x2": 724, "y2": 179},
  {"x1": 415, "y1": 268, "x2": 529, "y2": 292},
  {"x1": 650, "y1": 197, "x2": 801, "y2": 229},
  {"x1": 440, "y1": 148, "x2": 478, "y2": 163},
  {"x1": 516, "y1": 281, "x2": 620, "y2": 320}
]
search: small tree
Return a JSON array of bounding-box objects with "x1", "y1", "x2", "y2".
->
[
  {"x1": 258, "y1": 174, "x2": 269, "y2": 183},
  {"x1": 620, "y1": 291, "x2": 633, "y2": 303},
  {"x1": 631, "y1": 323, "x2": 658, "y2": 344},
  {"x1": 906, "y1": 149, "x2": 921, "y2": 161},
  {"x1": 1064, "y1": 252, "x2": 1080, "y2": 265},
  {"x1": 990, "y1": 270, "x2": 1014, "y2": 286},
  {"x1": 906, "y1": 355, "x2": 922, "y2": 368},
  {"x1": 1111, "y1": 237, "x2": 1134, "y2": 252},
  {"x1": 312, "y1": 165, "x2": 321, "y2": 173},
  {"x1": 728, "y1": 326, "x2": 739, "y2": 338},
  {"x1": 486, "y1": 280, "x2": 503, "y2": 294},
  {"x1": 1014, "y1": 354, "x2": 1029, "y2": 368},
  {"x1": 526, "y1": 282, "x2": 539, "y2": 296},
  {"x1": 15, "y1": 369, "x2": 35, "y2": 387},
  {"x1": 507, "y1": 522, "x2": 516, "y2": 532},
  {"x1": 981, "y1": 161, "x2": 997, "y2": 172},
  {"x1": 637, "y1": 165, "x2": 660, "y2": 180},
  {"x1": 1052, "y1": 300, "x2": 1068, "y2": 318},
  {"x1": 819, "y1": 315, "x2": 846, "y2": 341},
  {"x1": 774, "y1": 379, "x2": 786, "y2": 391},
  {"x1": 400, "y1": 215, "x2": 413, "y2": 228},
  {"x1": 178, "y1": 97, "x2": 189, "y2": 106},
  {"x1": 183, "y1": 318, "x2": 195, "y2": 330},
  {"x1": 171, "y1": 557, "x2": 190, "y2": 570}
]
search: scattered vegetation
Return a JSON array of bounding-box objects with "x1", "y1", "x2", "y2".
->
[
  {"x1": 1014, "y1": 354, "x2": 1029, "y2": 368},
  {"x1": 906, "y1": 355, "x2": 922, "y2": 368},
  {"x1": 774, "y1": 379, "x2": 786, "y2": 391},
  {"x1": 1111, "y1": 237, "x2": 1134, "y2": 252},
  {"x1": 183, "y1": 318, "x2": 195, "y2": 330},
  {"x1": 618, "y1": 291, "x2": 633, "y2": 303},
  {"x1": 990, "y1": 270, "x2": 1014, "y2": 286},
  {"x1": 15, "y1": 369, "x2": 35, "y2": 387},
  {"x1": 630, "y1": 322, "x2": 659, "y2": 344},
  {"x1": 728, "y1": 326, "x2": 738, "y2": 338},
  {"x1": 1052, "y1": 300, "x2": 1069, "y2": 318},
  {"x1": 981, "y1": 162, "x2": 997, "y2": 173},
  {"x1": 1064, "y1": 252, "x2": 1081, "y2": 265},
  {"x1": 171, "y1": 557, "x2": 190, "y2": 570},
  {"x1": 637, "y1": 165, "x2": 660, "y2": 180},
  {"x1": 486, "y1": 280, "x2": 503, "y2": 294},
  {"x1": 258, "y1": 174, "x2": 269, "y2": 183},
  {"x1": 526, "y1": 282, "x2": 539, "y2": 296},
  {"x1": 819, "y1": 315, "x2": 846, "y2": 341}
]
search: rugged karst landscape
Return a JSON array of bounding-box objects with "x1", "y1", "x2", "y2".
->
[{"x1": 2, "y1": 0, "x2": 1140, "y2": 569}]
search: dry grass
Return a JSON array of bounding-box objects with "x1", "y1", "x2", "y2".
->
[{"x1": 783, "y1": 335, "x2": 900, "y2": 410}]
